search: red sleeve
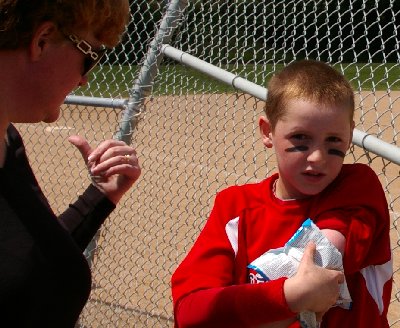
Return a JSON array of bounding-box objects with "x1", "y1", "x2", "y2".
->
[
  {"x1": 308, "y1": 164, "x2": 392, "y2": 326},
  {"x1": 171, "y1": 189, "x2": 296, "y2": 327},
  {"x1": 312, "y1": 164, "x2": 391, "y2": 274},
  {"x1": 174, "y1": 278, "x2": 293, "y2": 327}
]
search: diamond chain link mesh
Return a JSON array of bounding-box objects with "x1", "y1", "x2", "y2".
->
[{"x1": 16, "y1": 0, "x2": 400, "y2": 327}]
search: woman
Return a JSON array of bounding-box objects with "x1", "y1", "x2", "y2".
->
[{"x1": 0, "y1": 1, "x2": 140, "y2": 326}]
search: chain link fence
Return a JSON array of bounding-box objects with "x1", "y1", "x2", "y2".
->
[{"x1": 16, "y1": 0, "x2": 400, "y2": 327}]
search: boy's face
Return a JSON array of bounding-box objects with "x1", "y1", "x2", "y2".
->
[{"x1": 262, "y1": 99, "x2": 354, "y2": 200}]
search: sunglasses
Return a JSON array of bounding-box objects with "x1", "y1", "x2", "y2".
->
[{"x1": 67, "y1": 34, "x2": 106, "y2": 76}]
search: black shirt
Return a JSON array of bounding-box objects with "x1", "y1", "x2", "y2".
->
[{"x1": 0, "y1": 124, "x2": 115, "y2": 327}]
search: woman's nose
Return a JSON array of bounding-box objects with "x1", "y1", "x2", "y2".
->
[{"x1": 78, "y1": 75, "x2": 89, "y2": 87}]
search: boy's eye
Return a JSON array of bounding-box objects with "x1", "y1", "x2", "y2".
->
[
  {"x1": 327, "y1": 136, "x2": 342, "y2": 143},
  {"x1": 291, "y1": 134, "x2": 308, "y2": 140},
  {"x1": 286, "y1": 134, "x2": 309, "y2": 152}
]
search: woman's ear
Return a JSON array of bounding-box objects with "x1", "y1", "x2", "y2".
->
[
  {"x1": 29, "y1": 22, "x2": 58, "y2": 61},
  {"x1": 259, "y1": 116, "x2": 273, "y2": 148}
]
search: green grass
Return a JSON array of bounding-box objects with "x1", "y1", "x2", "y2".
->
[
  {"x1": 81, "y1": 63, "x2": 400, "y2": 98},
  {"x1": 335, "y1": 63, "x2": 400, "y2": 91}
]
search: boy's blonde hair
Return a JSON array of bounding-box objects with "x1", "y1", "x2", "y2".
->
[
  {"x1": 0, "y1": 0, "x2": 130, "y2": 49},
  {"x1": 265, "y1": 60, "x2": 355, "y2": 130}
]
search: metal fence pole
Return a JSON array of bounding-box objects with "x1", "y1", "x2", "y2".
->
[
  {"x1": 83, "y1": 0, "x2": 188, "y2": 271},
  {"x1": 64, "y1": 95, "x2": 128, "y2": 109},
  {"x1": 114, "y1": 0, "x2": 188, "y2": 144}
]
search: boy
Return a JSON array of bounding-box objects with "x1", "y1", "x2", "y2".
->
[{"x1": 171, "y1": 60, "x2": 392, "y2": 327}]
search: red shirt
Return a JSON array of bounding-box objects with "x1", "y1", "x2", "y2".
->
[{"x1": 171, "y1": 164, "x2": 392, "y2": 327}]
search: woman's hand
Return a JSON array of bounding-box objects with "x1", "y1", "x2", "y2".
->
[{"x1": 68, "y1": 135, "x2": 141, "y2": 204}]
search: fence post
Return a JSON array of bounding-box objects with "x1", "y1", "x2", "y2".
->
[
  {"x1": 114, "y1": 0, "x2": 188, "y2": 144},
  {"x1": 84, "y1": 0, "x2": 189, "y2": 270}
]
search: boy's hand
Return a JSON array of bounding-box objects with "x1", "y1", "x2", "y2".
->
[{"x1": 284, "y1": 242, "x2": 344, "y2": 315}]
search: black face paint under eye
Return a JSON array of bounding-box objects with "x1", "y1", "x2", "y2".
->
[
  {"x1": 328, "y1": 149, "x2": 346, "y2": 158},
  {"x1": 285, "y1": 145, "x2": 309, "y2": 152}
]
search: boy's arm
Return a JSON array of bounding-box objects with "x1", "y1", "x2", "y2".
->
[
  {"x1": 321, "y1": 229, "x2": 346, "y2": 255},
  {"x1": 173, "y1": 240, "x2": 343, "y2": 328},
  {"x1": 172, "y1": 186, "x2": 346, "y2": 328},
  {"x1": 254, "y1": 228, "x2": 347, "y2": 328},
  {"x1": 174, "y1": 278, "x2": 295, "y2": 328},
  {"x1": 172, "y1": 190, "x2": 296, "y2": 327},
  {"x1": 312, "y1": 164, "x2": 392, "y2": 324},
  {"x1": 314, "y1": 164, "x2": 391, "y2": 272}
]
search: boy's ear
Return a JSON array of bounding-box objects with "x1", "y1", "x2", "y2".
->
[
  {"x1": 29, "y1": 22, "x2": 58, "y2": 61},
  {"x1": 259, "y1": 116, "x2": 273, "y2": 148}
]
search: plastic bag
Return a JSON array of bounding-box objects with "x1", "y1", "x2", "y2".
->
[{"x1": 248, "y1": 218, "x2": 351, "y2": 328}]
